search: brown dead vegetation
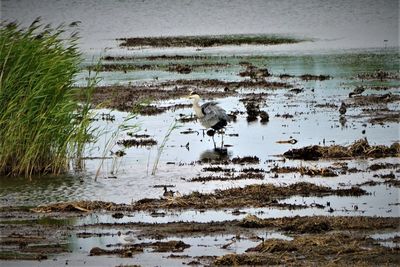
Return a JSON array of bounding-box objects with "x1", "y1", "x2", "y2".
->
[
  {"x1": 350, "y1": 93, "x2": 400, "y2": 106},
  {"x1": 299, "y1": 74, "x2": 331, "y2": 81},
  {"x1": 199, "y1": 155, "x2": 260, "y2": 165},
  {"x1": 188, "y1": 172, "x2": 264, "y2": 182},
  {"x1": 117, "y1": 138, "x2": 157, "y2": 147},
  {"x1": 84, "y1": 78, "x2": 291, "y2": 113},
  {"x1": 30, "y1": 182, "x2": 366, "y2": 213},
  {"x1": 283, "y1": 139, "x2": 400, "y2": 160},
  {"x1": 271, "y1": 166, "x2": 337, "y2": 177},
  {"x1": 79, "y1": 216, "x2": 399, "y2": 239},
  {"x1": 368, "y1": 163, "x2": 400, "y2": 171},
  {"x1": 356, "y1": 70, "x2": 400, "y2": 81},
  {"x1": 89, "y1": 240, "x2": 190, "y2": 257},
  {"x1": 117, "y1": 35, "x2": 302, "y2": 48},
  {"x1": 214, "y1": 232, "x2": 399, "y2": 266}
]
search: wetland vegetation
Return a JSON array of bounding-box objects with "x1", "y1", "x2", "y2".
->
[{"x1": 0, "y1": 20, "x2": 94, "y2": 177}]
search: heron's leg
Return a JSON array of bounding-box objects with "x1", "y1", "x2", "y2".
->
[
  {"x1": 212, "y1": 135, "x2": 216, "y2": 149},
  {"x1": 220, "y1": 131, "x2": 225, "y2": 149}
]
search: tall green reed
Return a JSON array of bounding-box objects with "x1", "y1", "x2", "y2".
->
[{"x1": 0, "y1": 19, "x2": 94, "y2": 177}]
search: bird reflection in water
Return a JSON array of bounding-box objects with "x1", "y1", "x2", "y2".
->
[{"x1": 199, "y1": 148, "x2": 232, "y2": 164}]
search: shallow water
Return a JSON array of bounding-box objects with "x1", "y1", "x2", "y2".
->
[
  {"x1": 1, "y1": 50, "x2": 399, "y2": 207},
  {"x1": 2, "y1": 0, "x2": 399, "y2": 53}
]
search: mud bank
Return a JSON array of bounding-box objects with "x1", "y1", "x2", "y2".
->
[
  {"x1": 117, "y1": 34, "x2": 304, "y2": 48},
  {"x1": 29, "y1": 182, "x2": 366, "y2": 213},
  {"x1": 85, "y1": 78, "x2": 291, "y2": 113},
  {"x1": 215, "y1": 232, "x2": 399, "y2": 266},
  {"x1": 1, "y1": 212, "x2": 398, "y2": 265}
]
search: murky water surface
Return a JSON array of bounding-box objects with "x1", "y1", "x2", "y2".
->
[{"x1": 2, "y1": 0, "x2": 399, "y2": 52}]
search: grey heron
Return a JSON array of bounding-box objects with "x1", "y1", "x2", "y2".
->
[{"x1": 188, "y1": 92, "x2": 230, "y2": 149}]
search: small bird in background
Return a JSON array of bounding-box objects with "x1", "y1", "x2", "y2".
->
[
  {"x1": 188, "y1": 91, "x2": 230, "y2": 149},
  {"x1": 349, "y1": 85, "x2": 365, "y2": 97},
  {"x1": 339, "y1": 102, "x2": 347, "y2": 115},
  {"x1": 163, "y1": 186, "x2": 174, "y2": 198}
]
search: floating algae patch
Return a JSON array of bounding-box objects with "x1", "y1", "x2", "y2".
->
[
  {"x1": 117, "y1": 34, "x2": 305, "y2": 48},
  {"x1": 283, "y1": 139, "x2": 400, "y2": 160}
]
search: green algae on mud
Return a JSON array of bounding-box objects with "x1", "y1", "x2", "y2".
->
[{"x1": 117, "y1": 34, "x2": 306, "y2": 48}]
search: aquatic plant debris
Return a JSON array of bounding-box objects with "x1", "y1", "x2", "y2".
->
[
  {"x1": 30, "y1": 182, "x2": 367, "y2": 212},
  {"x1": 283, "y1": 139, "x2": 399, "y2": 160},
  {"x1": 215, "y1": 232, "x2": 399, "y2": 266},
  {"x1": 117, "y1": 34, "x2": 305, "y2": 48}
]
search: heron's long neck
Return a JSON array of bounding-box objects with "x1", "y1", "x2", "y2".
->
[{"x1": 192, "y1": 99, "x2": 204, "y2": 118}]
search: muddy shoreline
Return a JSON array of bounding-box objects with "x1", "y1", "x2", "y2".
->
[{"x1": 1, "y1": 208, "x2": 399, "y2": 265}]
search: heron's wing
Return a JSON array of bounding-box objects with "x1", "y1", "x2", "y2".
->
[{"x1": 201, "y1": 102, "x2": 229, "y2": 122}]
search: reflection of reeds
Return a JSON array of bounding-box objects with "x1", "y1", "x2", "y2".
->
[
  {"x1": 95, "y1": 112, "x2": 140, "y2": 179},
  {"x1": 151, "y1": 120, "x2": 179, "y2": 175},
  {"x1": 0, "y1": 19, "x2": 94, "y2": 177}
]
